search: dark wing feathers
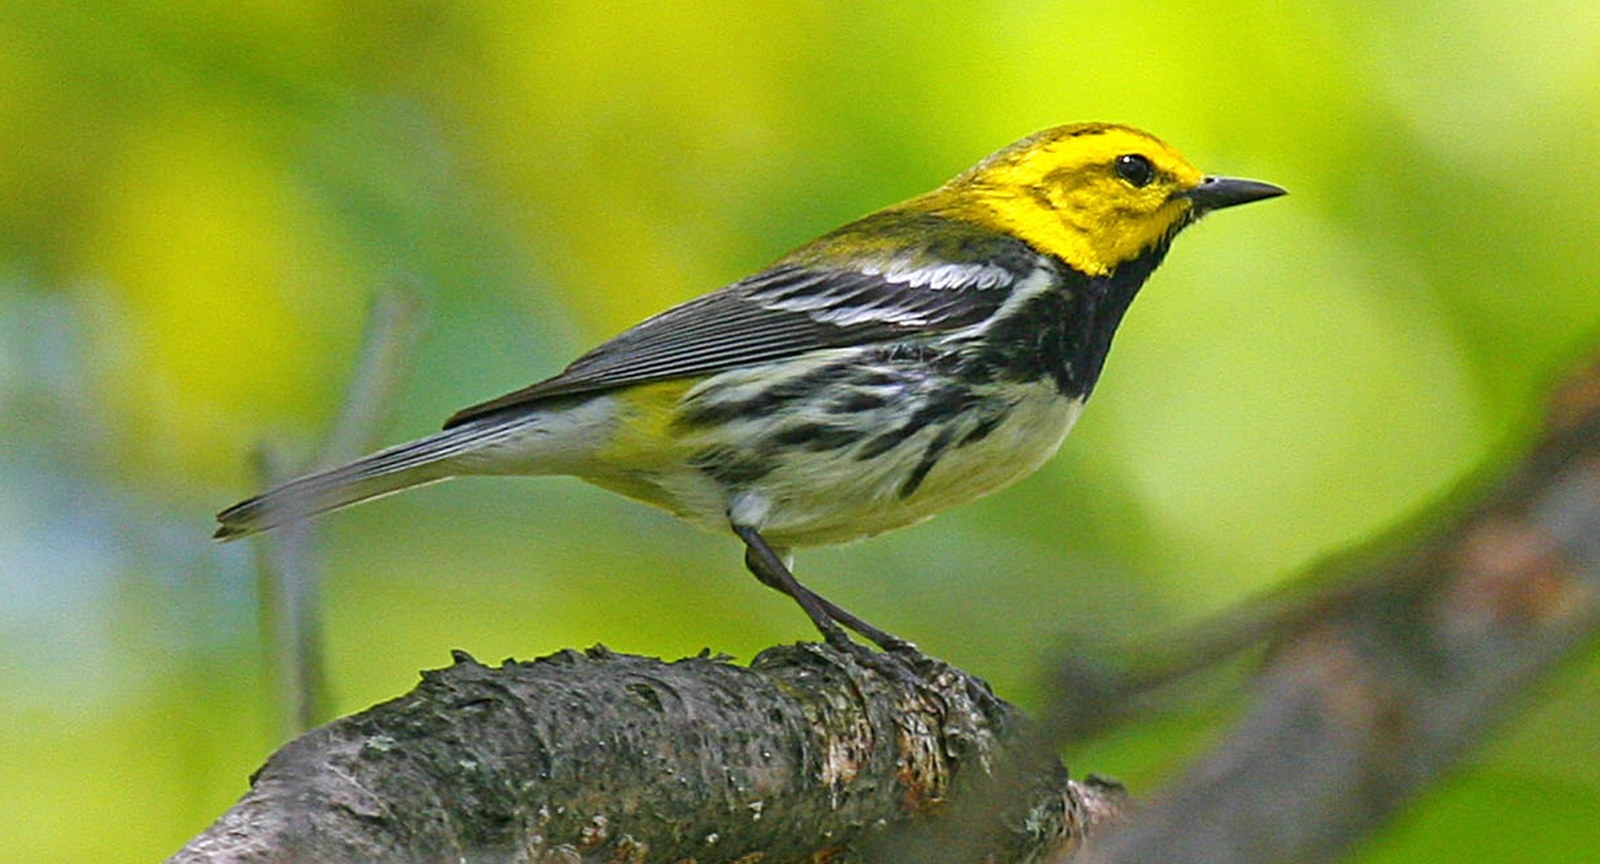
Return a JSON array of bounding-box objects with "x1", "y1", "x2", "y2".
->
[{"x1": 443, "y1": 260, "x2": 1027, "y2": 428}]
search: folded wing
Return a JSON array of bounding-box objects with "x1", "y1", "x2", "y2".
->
[{"x1": 445, "y1": 250, "x2": 1034, "y2": 428}]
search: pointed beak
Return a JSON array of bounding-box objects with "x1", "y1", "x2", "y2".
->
[{"x1": 1183, "y1": 176, "x2": 1287, "y2": 211}]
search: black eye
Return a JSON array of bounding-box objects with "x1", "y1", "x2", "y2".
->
[{"x1": 1115, "y1": 154, "x2": 1155, "y2": 187}]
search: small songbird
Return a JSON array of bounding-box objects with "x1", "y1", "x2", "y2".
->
[{"x1": 216, "y1": 123, "x2": 1283, "y2": 651}]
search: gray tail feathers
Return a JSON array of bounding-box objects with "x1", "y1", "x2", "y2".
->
[{"x1": 214, "y1": 421, "x2": 513, "y2": 541}]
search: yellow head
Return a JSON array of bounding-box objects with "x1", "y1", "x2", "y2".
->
[{"x1": 917, "y1": 123, "x2": 1282, "y2": 276}]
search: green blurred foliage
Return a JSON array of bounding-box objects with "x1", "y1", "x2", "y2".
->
[{"x1": 1, "y1": 1, "x2": 1597, "y2": 860}]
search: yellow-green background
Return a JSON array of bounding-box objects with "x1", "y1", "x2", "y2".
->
[{"x1": 3, "y1": 1, "x2": 1598, "y2": 860}]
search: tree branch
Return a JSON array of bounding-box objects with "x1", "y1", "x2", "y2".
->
[{"x1": 169, "y1": 645, "x2": 1122, "y2": 863}]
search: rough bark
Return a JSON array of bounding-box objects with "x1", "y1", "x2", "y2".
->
[{"x1": 169, "y1": 644, "x2": 1122, "y2": 864}]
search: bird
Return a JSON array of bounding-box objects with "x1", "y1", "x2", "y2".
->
[{"x1": 216, "y1": 122, "x2": 1284, "y2": 653}]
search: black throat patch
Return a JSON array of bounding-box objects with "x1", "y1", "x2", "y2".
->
[{"x1": 976, "y1": 245, "x2": 1171, "y2": 400}]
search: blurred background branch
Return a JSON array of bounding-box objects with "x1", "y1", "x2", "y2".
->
[
  {"x1": 252, "y1": 288, "x2": 426, "y2": 735},
  {"x1": 1074, "y1": 351, "x2": 1600, "y2": 863}
]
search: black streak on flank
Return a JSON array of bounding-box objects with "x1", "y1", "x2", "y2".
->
[
  {"x1": 689, "y1": 445, "x2": 778, "y2": 487},
  {"x1": 856, "y1": 386, "x2": 971, "y2": 461},
  {"x1": 769, "y1": 423, "x2": 860, "y2": 452},
  {"x1": 899, "y1": 425, "x2": 958, "y2": 499},
  {"x1": 827, "y1": 390, "x2": 890, "y2": 413},
  {"x1": 956, "y1": 410, "x2": 1007, "y2": 448}
]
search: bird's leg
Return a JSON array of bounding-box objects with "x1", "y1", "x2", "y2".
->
[
  {"x1": 734, "y1": 524, "x2": 851, "y2": 649},
  {"x1": 733, "y1": 524, "x2": 914, "y2": 653}
]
